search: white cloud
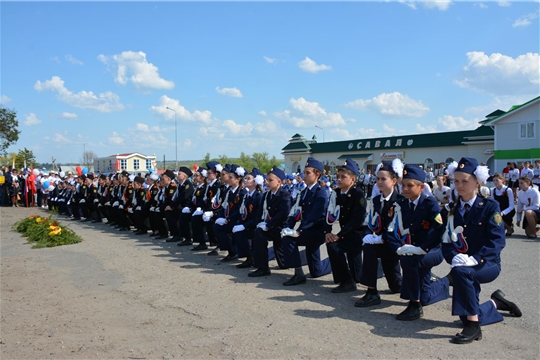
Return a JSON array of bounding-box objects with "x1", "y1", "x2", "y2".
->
[
  {"x1": 51, "y1": 56, "x2": 60, "y2": 64},
  {"x1": 399, "y1": 1, "x2": 451, "y2": 11},
  {"x1": 258, "y1": 110, "x2": 267, "y2": 116},
  {"x1": 183, "y1": 138, "x2": 192, "y2": 149},
  {"x1": 34, "y1": 76, "x2": 124, "y2": 112},
  {"x1": 65, "y1": 54, "x2": 83, "y2": 65},
  {"x1": 422, "y1": 1, "x2": 452, "y2": 11},
  {"x1": 498, "y1": 0, "x2": 511, "y2": 7},
  {"x1": 60, "y1": 112, "x2": 78, "y2": 119},
  {"x1": 263, "y1": 56, "x2": 276, "y2": 64},
  {"x1": 24, "y1": 113, "x2": 41, "y2": 126},
  {"x1": 215, "y1": 86, "x2": 243, "y2": 98},
  {"x1": 476, "y1": 3, "x2": 488, "y2": 9},
  {"x1": 150, "y1": 95, "x2": 213, "y2": 124},
  {"x1": 464, "y1": 95, "x2": 533, "y2": 117},
  {"x1": 512, "y1": 10, "x2": 539, "y2": 27},
  {"x1": 1, "y1": 95, "x2": 12, "y2": 104},
  {"x1": 274, "y1": 97, "x2": 347, "y2": 128},
  {"x1": 222, "y1": 119, "x2": 253, "y2": 134},
  {"x1": 98, "y1": 51, "x2": 174, "y2": 90},
  {"x1": 52, "y1": 133, "x2": 70, "y2": 143},
  {"x1": 345, "y1": 92, "x2": 430, "y2": 118},
  {"x1": 455, "y1": 52, "x2": 540, "y2": 96},
  {"x1": 415, "y1": 123, "x2": 438, "y2": 133},
  {"x1": 108, "y1": 131, "x2": 124, "y2": 145},
  {"x1": 298, "y1": 57, "x2": 332, "y2": 73},
  {"x1": 438, "y1": 115, "x2": 478, "y2": 131}
]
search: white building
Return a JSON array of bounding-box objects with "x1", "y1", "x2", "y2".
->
[{"x1": 93, "y1": 153, "x2": 157, "y2": 173}]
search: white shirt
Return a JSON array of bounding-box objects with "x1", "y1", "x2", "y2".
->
[
  {"x1": 516, "y1": 186, "x2": 540, "y2": 221},
  {"x1": 491, "y1": 186, "x2": 515, "y2": 216}
]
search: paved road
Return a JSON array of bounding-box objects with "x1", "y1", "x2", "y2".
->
[{"x1": 1, "y1": 206, "x2": 538, "y2": 359}]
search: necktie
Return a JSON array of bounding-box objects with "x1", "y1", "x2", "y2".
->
[
  {"x1": 409, "y1": 202, "x2": 415, "y2": 212},
  {"x1": 464, "y1": 203, "x2": 470, "y2": 220}
]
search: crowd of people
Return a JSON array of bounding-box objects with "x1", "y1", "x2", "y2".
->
[{"x1": 2, "y1": 157, "x2": 540, "y2": 345}]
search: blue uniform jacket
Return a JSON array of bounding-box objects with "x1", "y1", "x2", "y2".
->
[
  {"x1": 287, "y1": 183, "x2": 328, "y2": 232},
  {"x1": 442, "y1": 197, "x2": 505, "y2": 264},
  {"x1": 368, "y1": 190, "x2": 403, "y2": 242},
  {"x1": 217, "y1": 186, "x2": 248, "y2": 225},
  {"x1": 387, "y1": 193, "x2": 444, "y2": 253},
  {"x1": 236, "y1": 190, "x2": 263, "y2": 231},
  {"x1": 260, "y1": 188, "x2": 292, "y2": 231},
  {"x1": 324, "y1": 186, "x2": 367, "y2": 240}
]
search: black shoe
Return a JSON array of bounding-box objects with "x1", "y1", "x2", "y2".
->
[
  {"x1": 91, "y1": 219, "x2": 101, "y2": 223},
  {"x1": 283, "y1": 274, "x2": 307, "y2": 286},
  {"x1": 178, "y1": 240, "x2": 193, "y2": 246},
  {"x1": 191, "y1": 244, "x2": 208, "y2": 251},
  {"x1": 166, "y1": 237, "x2": 179, "y2": 243},
  {"x1": 396, "y1": 302, "x2": 423, "y2": 321},
  {"x1": 451, "y1": 324, "x2": 482, "y2": 344},
  {"x1": 248, "y1": 268, "x2": 271, "y2": 277},
  {"x1": 157, "y1": 235, "x2": 169, "y2": 240},
  {"x1": 221, "y1": 252, "x2": 238, "y2": 262},
  {"x1": 331, "y1": 282, "x2": 357, "y2": 293},
  {"x1": 108, "y1": 222, "x2": 116, "y2": 226},
  {"x1": 236, "y1": 258, "x2": 254, "y2": 269},
  {"x1": 118, "y1": 227, "x2": 128, "y2": 231},
  {"x1": 207, "y1": 248, "x2": 219, "y2": 256},
  {"x1": 491, "y1": 290, "x2": 522, "y2": 317},
  {"x1": 135, "y1": 230, "x2": 147, "y2": 235},
  {"x1": 149, "y1": 233, "x2": 159, "y2": 237},
  {"x1": 81, "y1": 218, "x2": 92, "y2": 222},
  {"x1": 354, "y1": 292, "x2": 381, "y2": 307}
]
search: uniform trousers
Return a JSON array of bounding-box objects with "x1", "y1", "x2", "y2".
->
[
  {"x1": 164, "y1": 209, "x2": 180, "y2": 237},
  {"x1": 282, "y1": 227, "x2": 332, "y2": 278},
  {"x1": 326, "y1": 237, "x2": 362, "y2": 284},
  {"x1": 451, "y1": 260, "x2": 504, "y2": 326},
  {"x1": 400, "y1": 248, "x2": 449, "y2": 305},
  {"x1": 360, "y1": 243, "x2": 402, "y2": 293},
  {"x1": 178, "y1": 212, "x2": 192, "y2": 241},
  {"x1": 214, "y1": 222, "x2": 235, "y2": 252},
  {"x1": 191, "y1": 215, "x2": 206, "y2": 244},
  {"x1": 232, "y1": 230, "x2": 254, "y2": 258},
  {"x1": 252, "y1": 227, "x2": 286, "y2": 270}
]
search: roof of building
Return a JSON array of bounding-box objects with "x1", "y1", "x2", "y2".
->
[
  {"x1": 480, "y1": 96, "x2": 540, "y2": 125},
  {"x1": 282, "y1": 126, "x2": 494, "y2": 154}
]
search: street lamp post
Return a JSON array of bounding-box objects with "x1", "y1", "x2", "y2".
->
[
  {"x1": 315, "y1": 125, "x2": 325, "y2": 142},
  {"x1": 166, "y1": 107, "x2": 178, "y2": 170}
]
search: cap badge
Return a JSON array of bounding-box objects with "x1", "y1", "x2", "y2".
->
[{"x1": 459, "y1": 163, "x2": 465, "y2": 168}]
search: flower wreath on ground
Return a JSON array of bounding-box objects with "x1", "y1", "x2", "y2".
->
[{"x1": 13, "y1": 213, "x2": 83, "y2": 249}]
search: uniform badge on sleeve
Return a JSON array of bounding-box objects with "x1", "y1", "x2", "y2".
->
[
  {"x1": 492, "y1": 212, "x2": 503, "y2": 226},
  {"x1": 434, "y1": 213, "x2": 443, "y2": 225},
  {"x1": 359, "y1": 198, "x2": 366, "y2": 207},
  {"x1": 185, "y1": 185, "x2": 189, "y2": 189}
]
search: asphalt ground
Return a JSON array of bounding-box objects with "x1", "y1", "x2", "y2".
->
[{"x1": 1, "y1": 206, "x2": 539, "y2": 359}]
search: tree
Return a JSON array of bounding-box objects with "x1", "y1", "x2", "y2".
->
[
  {"x1": 252, "y1": 152, "x2": 275, "y2": 173},
  {"x1": 0, "y1": 107, "x2": 21, "y2": 156},
  {"x1": 15, "y1": 148, "x2": 37, "y2": 169},
  {"x1": 203, "y1": 152, "x2": 211, "y2": 163},
  {"x1": 217, "y1": 154, "x2": 230, "y2": 166},
  {"x1": 0, "y1": 151, "x2": 17, "y2": 168},
  {"x1": 237, "y1": 152, "x2": 254, "y2": 170},
  {"x1": 80, "y1": 150, "x2": 98, "y2": 168}
]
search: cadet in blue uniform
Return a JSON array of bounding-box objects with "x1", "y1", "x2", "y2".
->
[
  {"x1": 324, "y1": 158, "x2": 367, "y2": 293},
  {"x1": 232, "y1": 168, "x2": 264, "y2": 268},
  {"x1": 387, "y1": 165, "x2": 449, "y2": 321},
  {"x1": 248, "y1": 166, "x2": 292, "y2": 277},
  {"x1": 214, "y1": 164, "x2": 248, "y2": 262},
  {"x1": 355, "y1": 160, "x2": 404, "y2": 307},
  {"x1": 443, "y1": 157, "x2": 522, "y2": 344},
  {"x1": 281, "y1": 157, "x2": 331, "y2": 286}
]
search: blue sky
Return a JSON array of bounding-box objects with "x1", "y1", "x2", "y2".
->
[{"x1": 1, "y1": 1, "x2": 539, "y2": 165}]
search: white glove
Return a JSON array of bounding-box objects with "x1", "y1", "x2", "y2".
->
[
  {"x1": 128, "y1": 208, "x2": 134, "y2": 213},
  {"x1": 232, "y1": 225, "x2": 245, "y2": 233},
  {"x1": 59, "y1": 198, "x2": 65, "y2": 202},
  {"x1": 94, "y1": 199, "x2": 99, "y2": 203},
  {"x1": 397, "y1": 244, "x2": 426, "y2": 256},
  {"x1": 204, "y1": 211, "x2": 214, "y2": 219},
  {"x1": 182, "y1": 207, "x2": 191, "y2": 214},
  {"x1": 119, "y1": 205, "x2": 124, "y2": 210},
  {"x1": 257, "y1": 222, "x2": 268, "y2": 231},
  {"x1": 202, "y1": 214, "x2": 211, "y2": 222},
  {"x1": 451, "y1": 254, "x2": 478, "y2": 268},
  {"x1": 149, "y1": 206, "x2": 155, "y2": 212},
  {"x1": 154, "y1": 207, "x2": 160, "y2": 213},
  {"x1": 105, "y1": 201, "x2": 110, "y2": 206},
  {"x1": 98, "y1": 204, "x2": 102, "y2": 207},
  {"x1": 113, "y1": 201, "x2": 119, "y2": 207},
  {"x1": 215, "y1": 218, "x2": 227, "y2": 226},
  {"x1": 363, "y1": 234, "x2": 383, "y2": 245},
  {"x1": 79, "y1": 199, "x2": 86, "y2": 204},
  {"x1": 280, "y1": 227, "x2": 299, "y2": 238},
  {"x1": 192, "y1": 207, "x2": 203, "y2": 216},
  {"x1": 67, "y1": 201, "x2": 71, "y2": 205},
  {"x1": 136, "y1": 206, "x2": 141, "y2": 211}
]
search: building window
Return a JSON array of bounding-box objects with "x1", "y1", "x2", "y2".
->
[
  {"x1": 146, "y1": 159, "x2": 152, "y2": 170},
  {"x1": 424, "y1": 158, "x2": 434, "y2": 171},
  {"x1": 96, "y1": 161, "x2": 100, "y2": 171},
  {"x1": 445, "y1": 157, "x2": 454, "y2": 166},
  {"x1": 519, "y1": 122, "x2": 535, "y2": 139},
  {"x1": 120, "y1": 159, "x2": 127, "y2": 170},
  {"x1": 133, "y1": 159, "x2": 140, "y2": 170}
]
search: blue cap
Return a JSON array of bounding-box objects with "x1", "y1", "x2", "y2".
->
[
  {"x1": 206, "y1": 161, "x2": 220, "y2": 172},
  {"x1": 223, "y1": 164, "x2": 232, "y2": 173},
  {"x1": 305, "y1": 157, "x2": 323, "y2": 172},
  {"x1": 286, "y1": 174, "x2": 294, "y2": 180},
  {"x1": 402, "y1": 165, "x2": 424, "y2": 183},
  {"x1": 298, "y1": 173, "x2": 304, "y2": 179},
  {"x1": 340, "y1": 158, "x2": 359, "y2": 176},
  {"x1": 269, "y1": 166, "x2": 286, "y2": 181},
  {"x1": 250, "y1": 168, "x2": 263, "y2": 177},
  {"x1": 320, "y1": 176, "x2": 329, "y2": 182},
  {"x1": 230, "y1": 164, "x2": 246, "y2": 177},
  {"x1": 455, "y1": 157, "x2": 479, "y2": 175}
]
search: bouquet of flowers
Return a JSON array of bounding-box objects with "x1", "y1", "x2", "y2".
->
[{"x1": 13, "y1": 214, "x2": 82, "y2": 249}]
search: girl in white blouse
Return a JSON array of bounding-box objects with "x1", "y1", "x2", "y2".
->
[
  {"x1": 516, "y1": 176, "x2": 540, "y2": 239},
  {"x1": 491, "y1": 173, "x2": 515, "y2": 236}
]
